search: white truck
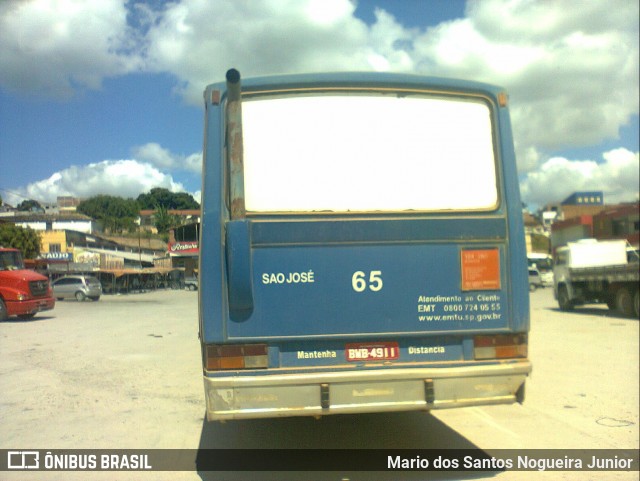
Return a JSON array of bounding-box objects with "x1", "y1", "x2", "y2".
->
[{"x1": 553, "y1": 239, "x2": 639, "y2": 317}]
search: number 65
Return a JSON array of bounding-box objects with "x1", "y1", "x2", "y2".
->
[{"x1": 352, "y1": 270, "x2": 383, "y2": 292}]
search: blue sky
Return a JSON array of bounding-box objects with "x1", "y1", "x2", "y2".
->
[{"x1": 0, "y1": 0, "x2": 638, "y2": 210}]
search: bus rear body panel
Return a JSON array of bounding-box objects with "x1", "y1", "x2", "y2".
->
[{"x1": 199, "y1": 72, "x2": 530, "y2": 420}]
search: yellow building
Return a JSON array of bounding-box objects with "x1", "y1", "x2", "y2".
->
[
  {"x1": 40, "y1": 230, "x2": 73, "y2": 261},
  {"x1": 41, "y1": 230, "x2": 68, "y2": 253}
]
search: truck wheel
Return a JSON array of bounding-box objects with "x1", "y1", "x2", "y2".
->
[
  {"x1": 558, "y1": 286, "x2": 573, "y2": 311},
  {"x1": 75, "y1": 291, "x2": 86, "y2": 302},
  {"x1": 615, "y1": 287, "x2": 634, "y2": 318},
  {"x1": 0, "y1": 299, "x2": 8, "y2": 321}
]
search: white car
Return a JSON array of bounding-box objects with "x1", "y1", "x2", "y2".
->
[{"x1": 528, "y1": 268, "x2": 543, "y2": 291}]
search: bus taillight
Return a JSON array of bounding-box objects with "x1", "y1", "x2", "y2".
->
[
  {"x1": 474, "y1": 334, "x2": 527, "y2": 360},
  {"x1": 206, "y1": 344, "x2": 268, "y2": 370}
]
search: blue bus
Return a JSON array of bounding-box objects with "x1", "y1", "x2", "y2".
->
[{"x1": 199, "y1": 69, "x2": 531, "y2": 420}]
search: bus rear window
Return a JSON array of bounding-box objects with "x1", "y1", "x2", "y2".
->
[{"x1": 241, "y1": 93, "x2": 498, "y2": 213}]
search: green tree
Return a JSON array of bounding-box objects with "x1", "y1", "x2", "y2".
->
[
  {"x1": 137, "y1": 188, "x2": 199, "y2": 210},
  {"x1": 77, "y1": 195, "x2": 140, "y2": 234},
  {"x1": 0, "y1": 224, "x2": 42, "y2": 258},
  {"x1": 531, "y1": 233, "x2": 550, "y2": 253},
  {"x1": 17, "y1": 199, "x2": 44, "y2": 212},
  {"x1": 153, "y1": 205, "x2": 181, "y2": 234}
]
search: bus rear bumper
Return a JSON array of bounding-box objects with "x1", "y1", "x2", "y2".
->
[{"x1": 203, "y1": 362, "x2": 531, "y2": 421}]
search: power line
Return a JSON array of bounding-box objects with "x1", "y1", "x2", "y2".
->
[{"x1": 0, "y1": 187, "x2": 49, "y2": 206}]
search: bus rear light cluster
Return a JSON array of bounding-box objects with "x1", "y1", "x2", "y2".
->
[
  {"x1": 205, "y1": 344, "x2": 268, "y2": 370},
  {"x1": 474, "y1": 334, "x2": 527, "y2": 360}
]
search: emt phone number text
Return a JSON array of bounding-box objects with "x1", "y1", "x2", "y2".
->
[{"x1": 418, "y1": 303, "x2": 501, "y2": 314}]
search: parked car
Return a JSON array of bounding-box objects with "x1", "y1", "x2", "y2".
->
[
  {"x1": 184, "y1": 277, "x2": 198, "y2": 291},
  {"x1": 528, "y1": 268, "x2": 543, "y2": 292},
  {"x1": 52, "y1": 275, "x2": 102, "y2": 301}
]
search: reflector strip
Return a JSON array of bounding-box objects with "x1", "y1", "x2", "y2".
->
[{"x1": 244, "y1": 355, "x2": 269, "y2": 368}]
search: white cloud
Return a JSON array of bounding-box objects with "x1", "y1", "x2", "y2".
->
[
  {"x1": 412, "y1": 0, "x2": 639, "y2": 168},
  {"x1": 12, "y1": 160, "x2": 186, "y2": 204},
  {"x1": 132, "y1": 143, "x2": 202, "y2": 173},
  {"x1": 143, "y1": 0, "x2": 373, "y2": 102},
  {"x1": 183, "y1": 153, "x2": 203, "y2": 173},
  {"x1": 0, "y1": 0, "x2": 141, "y2": 97},
  {"x1": 520, "y1": 148, "x2": 640, "y2": 208},
  {"x1": 132, "y1": 143, "x2": 175, "y2": 169}
]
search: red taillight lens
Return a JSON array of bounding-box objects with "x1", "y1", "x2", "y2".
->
[
  {"x1": 474, "y1": 334, "x2": 527, "y2": 360},
  {"x1": 206, "y1": 344, "x2": 268, "y2": 370}
]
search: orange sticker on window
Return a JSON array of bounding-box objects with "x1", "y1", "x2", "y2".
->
[{"x1": 461, "y1": 249, "x2": 501, "y2": 291}]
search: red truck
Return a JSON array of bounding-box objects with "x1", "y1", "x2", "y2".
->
[{"x1": 0, "y1": 247, "x2": 55, "y2": 321}]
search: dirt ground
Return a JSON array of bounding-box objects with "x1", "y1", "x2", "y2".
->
[{"x1": 1, "y1": 288, "x2": 637, "y2": 480}]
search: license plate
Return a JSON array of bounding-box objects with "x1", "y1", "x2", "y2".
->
[{"x1": 346, "y1": 342, "x2": 399, "y2": 362}]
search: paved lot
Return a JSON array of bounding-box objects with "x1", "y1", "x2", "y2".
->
[{"x1": 0, "y1": 288, "x2": 638, "y2": 480}]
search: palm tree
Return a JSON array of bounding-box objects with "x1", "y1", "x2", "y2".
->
[{"x1": 153, "y1": 205, "x2": 180, "y2": 234}]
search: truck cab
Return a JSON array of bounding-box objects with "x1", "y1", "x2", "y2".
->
[{"x1": 0, "y1": 248, "x2": 55, "y2": 321}]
